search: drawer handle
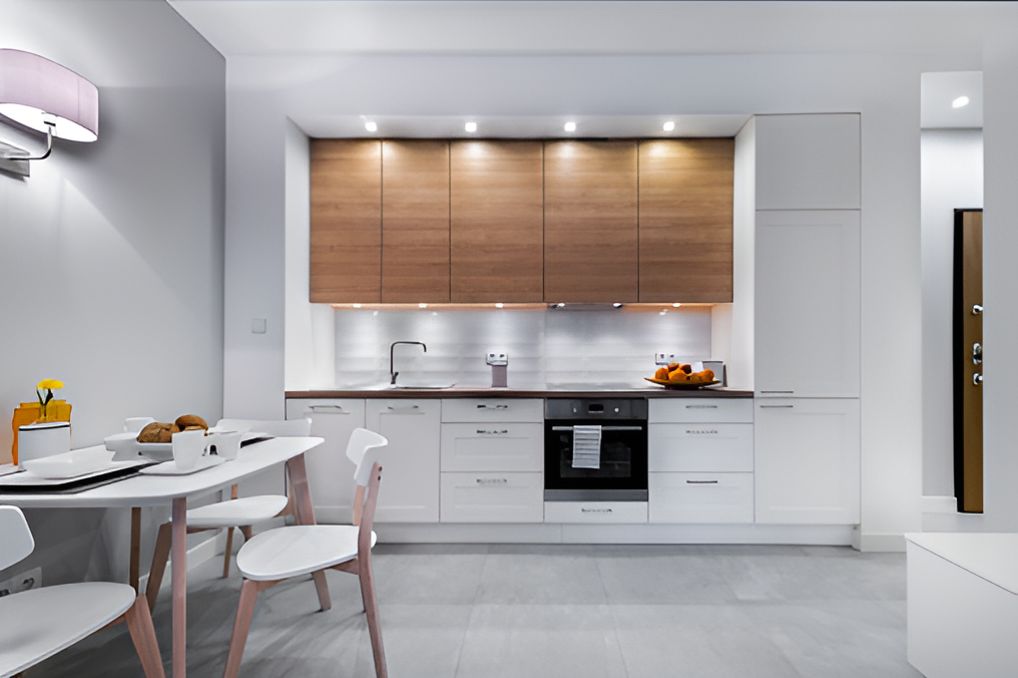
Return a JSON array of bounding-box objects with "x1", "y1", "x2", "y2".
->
[
  {"x1": 552, "y1": 425, "x2": 643, "y2": 432},
  {"x1": 685, "y1": 429, "x2": 719, "y2": 435},
  {"x1": 685, "y1": 404, "x2": 718, "y2": 409},
  {"x1": 759, "y1": 404, "x2": 795, "y2": 409},
  {"x1": 385, "y1": 404, "x2": 421, "y2": 413},
  {"x1": 580, "y1": 507, "x2": 613, "y2": 513},
  {"x1": 476, "y1": 403, "x2": 510, "y2": 410},
  {"x1": 685, "y1": 479, "x2": 720, "y2": 485},
  {"x1": 476, "y1": 429, "x2": 509, "y2": 435},
  {"x1": 475, "y1": 478, "x2": 509, "y2": 485},
  {"x1": 307, "y1": 404, "x2": 348, "y2": 414},
  {"x1": 760, "y1": 390, "x2": 795, "y2": 394}
]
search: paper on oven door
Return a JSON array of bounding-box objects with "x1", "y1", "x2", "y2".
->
[{"x1": 572, "y1": 425, "x2": 602, "y2": 469}]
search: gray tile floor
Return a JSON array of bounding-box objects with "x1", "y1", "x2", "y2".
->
[{"x1": 38, "y1": 544, "x2": 920, "y2": 677}]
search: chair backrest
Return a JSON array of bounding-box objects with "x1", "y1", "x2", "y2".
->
[
  {"x1": 345, "y1": 428, "x2": 387, "y2": 528},
  {"x1": 215, "y1": 418, "x2": 311, "y2": 437},
  {"x1": 0, "y1": 506, "x2": 35, "y2": 570}
]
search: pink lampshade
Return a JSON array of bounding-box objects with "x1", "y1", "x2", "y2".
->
[{"x1": 0, "y1": 49, "x2": 98, "y2": 142}]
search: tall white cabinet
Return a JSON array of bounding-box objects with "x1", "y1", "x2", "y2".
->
[{"x1": 748, "y1": 113, "x2": 862, "y2": 526}]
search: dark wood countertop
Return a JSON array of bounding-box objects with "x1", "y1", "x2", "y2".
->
[{"x1": 285, "y1": 386, "x2": 754, "y2": 399}]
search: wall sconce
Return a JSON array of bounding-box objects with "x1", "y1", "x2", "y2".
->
[{"x1": 0, "y1": 49, "x2": 99, "y2": 177}]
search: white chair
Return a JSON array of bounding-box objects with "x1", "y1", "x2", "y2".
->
[
  {"x1": 145, "y1": 418, "x2": 310, "y2": 611},
  {"x1": 223, "y1": 428, "x2": 389, "y2": 678},
  {"x1": 0, "y1": 506, "x2": 165, "y2": 677}
]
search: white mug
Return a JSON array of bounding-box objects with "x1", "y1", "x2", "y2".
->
[
  {"x1": 209, "y1": 431, "x2": 242, "y2": 460},
  {"x1": 171, "y1": 429, "x2": 206, "y2": 470},
  {"x1": 124, "y1": 417, "x2": 155, "y2": 433}
]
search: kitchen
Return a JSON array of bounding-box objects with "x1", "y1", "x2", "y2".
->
[{"x1": 1, "y1": 2, "x2": 1017, "y2": 677}]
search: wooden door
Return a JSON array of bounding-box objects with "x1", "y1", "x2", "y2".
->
[
  {"x1": 381, "y1": 140, "x2": 450, "y2": 302},
  {"x1": 450, "y1": 141, "x2": 544, "y2": 302},
  {"x1": 310, "y1": 140, "x2": 381, "y2": 303},
  {"x1": 638, "y1": 139, "x2": 734, "y2": 302},
  {"x1": 755, "y1": 210, "x2": 861, "y2": 398},
  {"x1": 954, "y1": 209, "x2": 983, "y2": 513},
  {"x1": 543, "y1": 140, "x2": 638, "y2": 302}
]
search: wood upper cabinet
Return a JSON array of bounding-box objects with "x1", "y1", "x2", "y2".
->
[
  {"x1": 638, "y1": 139, "x2": 734, "y2": 303},
  {"x1": 381, "y1": 140, "x2": 450, "y2": 302},
  {"x1": 543, "y1": 140, "x2": 639, "y2": 303},
  {"x1": 310, "y1": 140, "x2": 381, "y2": 303},
  {"x1": 450, "y1": 141, "x2": 544, "y2": 302}
]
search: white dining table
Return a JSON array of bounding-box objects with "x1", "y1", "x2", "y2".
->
[{"x1": 0, "y1": 435, "x2": 325, "y2": 678}]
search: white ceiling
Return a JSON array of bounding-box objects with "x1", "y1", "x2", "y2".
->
[
  {"x1": 169, "y1": 1, "x2": 995, "y2": 57},
  {"x1": 921, "y1": 71, "x2": 982, "y2": 129}
]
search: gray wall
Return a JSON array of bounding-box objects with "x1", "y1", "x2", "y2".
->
[{"x1": 0, "y1": 0, "x2": 225, "y2": 584}]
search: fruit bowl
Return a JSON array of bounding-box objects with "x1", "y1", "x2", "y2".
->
[{"x1": 644, "y1": 377, "x2": 721, "y2": 389}]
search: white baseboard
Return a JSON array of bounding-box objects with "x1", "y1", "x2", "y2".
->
[
  {"x1": 138, "y1": 531, "x2": 226, "y2": 593},
  {"x1": 858, "y1": 532, "x2": 906, "y2": 552}
]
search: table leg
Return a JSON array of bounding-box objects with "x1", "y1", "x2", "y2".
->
[
  {"x1": 130, "y1": 506, "x2": 141, "y2": 592},
  {"x1": 286, "y1": 454, "x2": 331, "y2": 611},
  {"x1": 171, "y1": 497, "x2": 187, "y2": 678}
]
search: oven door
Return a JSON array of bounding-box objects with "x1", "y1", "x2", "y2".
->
[{"x1": 544, "y1": 420, "x2": 648, "y2": 501}]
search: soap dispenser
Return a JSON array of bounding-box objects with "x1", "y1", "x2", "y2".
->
[{"x1": 486, "y1": 352, "x2": 509, "y2": 388}]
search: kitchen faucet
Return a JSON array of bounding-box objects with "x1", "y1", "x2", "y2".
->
[{"x1": 390, "y1": 341, "x2": 427, "y2": 385}]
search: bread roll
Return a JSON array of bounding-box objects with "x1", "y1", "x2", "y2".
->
[
  {"x1": 137, "y1": 422, "x2": 180, "y2": 444},
  {"x1": 174, "y1": 414, "x2": 208, "y2": 431}
]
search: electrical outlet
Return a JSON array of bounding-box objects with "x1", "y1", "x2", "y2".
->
[
  {"x1": 655, "y1": 352, "x2": 682, "y2": 366},
  {"x1": 0, "y1": 566, "x2": 41, "y2": 597}
]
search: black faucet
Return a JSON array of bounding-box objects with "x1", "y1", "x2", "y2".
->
[{"x1": 390, "y1": 341, "x2": 427, "y2": 385}]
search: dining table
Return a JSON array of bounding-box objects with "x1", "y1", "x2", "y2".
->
[{"x1": 0, "y1": 435, "x2": 325, "y2": 678}]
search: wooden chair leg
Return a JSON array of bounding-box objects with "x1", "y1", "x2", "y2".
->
[
  {"x1": 130, "y1": 507, "x2": 142, "y2": 592},
  {"x1": 222, "y1": 527, "x2": 235, "y2": 578},
  {"x1": 224, "y1": 579, "x2": 260, "y2": 678},
  {"x1": 146, "y1": 522, "x2": 172, "y2": 613},
  {"x1": 124, "y1": 594, "x2": 166, "y2": 678},
  {"x1": 312, "y1": 571, "x2": 332, "y2": 612},
  {"x1": 358, "y1": 558, "x2": 387, "y2": 678},
  {"x1": 240, "y1": 525, "x2": 253, "y2": 542}
]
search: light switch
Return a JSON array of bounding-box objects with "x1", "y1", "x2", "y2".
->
[{"x1": 251, "y1": 318, "x2": 267, "y2": 334}]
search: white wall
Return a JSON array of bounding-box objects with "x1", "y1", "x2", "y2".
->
[
  {"x1": 920, "y1": 129, "x2": 983, "y2": 498},
  {"x1": 728, "y1": 118, "x2": 756, "y2": 391},
  {"x1": 0, "y1": 0, "x2": 225, "y2": 582}
]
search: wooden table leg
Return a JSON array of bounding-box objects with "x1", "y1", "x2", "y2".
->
[
  {"x1": 171, "y1": 497, "x2": 187, "y2": 678},
  {"x1": 130, "y1": 506, "x2": 142, "y2": 592},
  {"x1": 286, "y1": 454, "x2": 331, "y2": 611}
]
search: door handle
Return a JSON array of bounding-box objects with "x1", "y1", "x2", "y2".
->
[
  {"x1": 973, "y1": 373, "x2": 983, "y2": 386},
  {"x1": 972, "y1": 342, "x2": 982, "y2": 365}
]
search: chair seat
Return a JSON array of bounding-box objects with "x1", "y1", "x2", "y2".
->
[
  {"x1": 237, "y1": 525, "x2": 377, "y2": 581},
  {"x1": 186, "y1": 494, "x2": 289, "y2": 529},
  {"x1": 0, "y1": 583, "x2": 136, "y2": 675}
]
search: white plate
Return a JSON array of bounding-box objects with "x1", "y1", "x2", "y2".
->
[
  {"x1": 139, "y1": 455, "x2": 227, "y2": 476},
  {"x1": 22, "y1": 449, "x2": 116, "y2": 479}
]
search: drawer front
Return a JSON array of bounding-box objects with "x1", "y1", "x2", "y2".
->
[
  {"x1": 649, "y1": 398, "x2": 754, "y2": 424},
  {"x1": 649, "y1": 473, "x2": 754, "y2": 524},
  {"x1": 543, "y1": 501, "x2": 648, "y2": 524},
  {"x1": 441, "y1": 423, "x2": 543, "y2": 472},
  {"x1": 649, "y1": 423, "x2": 753, "y2": 472},
  {"x1": 440, "y1": 473, "x2": 543, "y2": 523},
  {"x1": 441, "y1": 398, "x2": 544, "y2": 423}
]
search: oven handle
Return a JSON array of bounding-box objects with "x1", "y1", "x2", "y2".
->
[{"x1": 550, "y1": 425, "x2": 644, "y2": 432}]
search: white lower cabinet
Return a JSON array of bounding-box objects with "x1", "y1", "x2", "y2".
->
[
  {"x1": 543, "y1": 501, "x2": 648, "y2": 524},
  {"x1": 754, "y1": 398, "x2": 860, "y2": 524},
  {"x1": 440, "y1": 473, "x2": 543, "y2": 523},
  {"x1": 366, "y1": 399, "x2": 441, "y2": 523},
  {"x1": 649, "y1": 473, "x2": 754, "y2": 524},
  {"x1": 285, "y1": 399, "x2": 366, "y2": 523},
  {"x1": 440, "y1": 423, "x2": 543, "y2": 472},
  {"x1": 649, "y1": 423, "x2": 754, "y2": 473}
]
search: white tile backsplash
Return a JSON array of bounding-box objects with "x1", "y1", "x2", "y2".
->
[{"x1": 333, "y1": 308, "x2": 712, "y2": 388}]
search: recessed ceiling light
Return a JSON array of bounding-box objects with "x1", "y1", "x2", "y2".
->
[
  {"x1": 612, "y1": 303, "x2": 624, "y2": 309},
  {"x1": 555, "y1": 302, "x2": 566, "y2": 308},
  {"x1": 464, "y1": 121, "x2": 478, "y2": 133},
  {"x1": 564, "y1": 121, "x2": 577, "y2": 133},
  {"x1": 418, "y1": 303, "x2": 428, "y2": 309},
  {"x1": 658, "y1": 310, "x2": 667, "y2": 316},
  {"x1": 352, "y1": 303, "x2": 363, "y2": 309},
  {"x1": 672, "y1": 302, "x2": 682, "y2": 308},
  {"x1": 364, "y1": 120, "x2": 378, "y2": 132},
  {"x1": 495, "y1": 302, "x2": 504, "y2": 309},
  {"x1": 662, "y1": 120, "x2": 676, "y2": 132},
  {"x1": 952, "y1": 96, "x2": 970, "y2": 109}
]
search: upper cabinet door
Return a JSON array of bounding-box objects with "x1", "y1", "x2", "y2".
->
[
  {"x1": 310, "y1": 140, "x2": 381, "y2": 303},
  {"x1": 755, "y1": 114, "x2": 860, "y2": 210},
  {"x1": 450, "y1": 141, "x2": 544, "y2": 302},
  {"x1": 638, "y1": 139, "x2": 734, "y2": 303},
  {"x1": 544, "y1": 140, "x2": 638, "y2": 303},
  {"x1": 755, "y1": 210, "x2": 860, "y2": 397},
  {"x1": 381, "y1": 140, "x2": 450, "y2": 302}
]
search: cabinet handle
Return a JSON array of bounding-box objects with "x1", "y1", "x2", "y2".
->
[
  {"x1": 475, "y1": 429, "x2": 510, "y2": 435},
  {"x1": 685, "y1": 404, "x2": 718, "y2": 409},
  {"x1": 973, "y1": 373, "x2": 983, "y2": 386},
  {"x1": 476, "y1": 403, "x2": 510, "y2": 410},
  {"x1": 385, "y1": 404, "x2": 421, "y2": 414},
  {"x1": 760, "y1": 390, "x2": 795, "y2": 394},
  {"x1": 307, "y1": 404, "x2": 348, "y2": 414},
  {"x1": 580, "y1": 507, "x2": 613, "y2": 513},
  {"x1": 685, "y1": 479, "x2": 720, "y2": 485},
  {"x1": 759, "y1": 404, "x2": 795, "y2": 409},
  {"x1": 551, "y1": 425, "x2": 643, "y2": 432},
  {"x1": 475, "y1": 477, "x2": 509, "y2": 485},
  {"x1": 685, "y1": 429, "x2": 719, "y2": 435}
]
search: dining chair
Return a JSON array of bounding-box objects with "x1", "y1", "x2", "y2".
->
[
  {"x1": 223, "y1": 428, "x2": 389, "y2": 678},
  {"x1": 0, "y1": 506, "x2": 165, "y2": 678},
  {"x1": 145, "y1": 418, "x2": 310, "y2": 611}
]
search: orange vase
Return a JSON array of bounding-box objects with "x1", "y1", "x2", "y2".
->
[{"x1": 10, "y1": 400, "x2": 72, "y2": 465}]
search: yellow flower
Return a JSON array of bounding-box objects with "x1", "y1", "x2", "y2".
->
[{"x1": 36, "y1": 379, "x2": 64, "y2": 390}]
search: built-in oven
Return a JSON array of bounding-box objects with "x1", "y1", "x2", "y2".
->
[{"x1": 544, "y1": 398, "x2": 648, "y2": 502}]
